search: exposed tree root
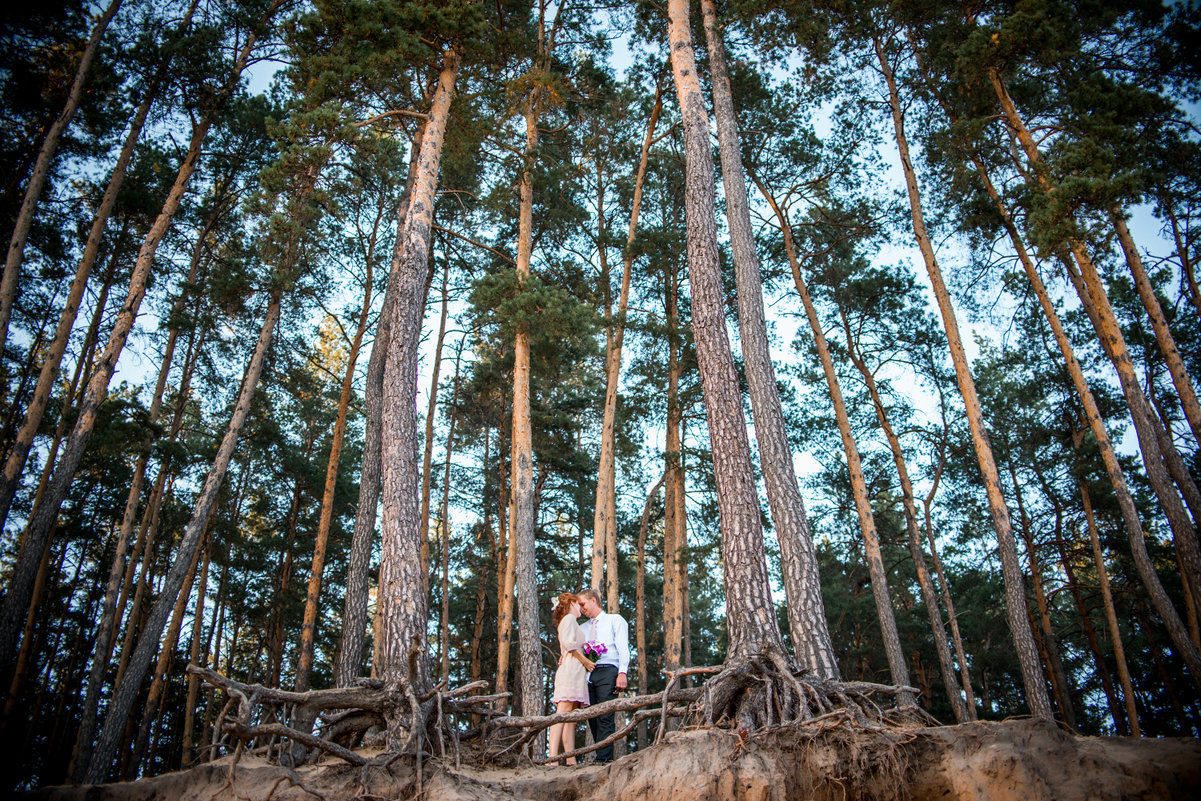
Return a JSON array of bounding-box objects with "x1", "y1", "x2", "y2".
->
[{"x1": 190, "y1": 650, "x2": 932, "y2": 777}]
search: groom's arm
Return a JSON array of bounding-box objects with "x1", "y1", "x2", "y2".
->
[{"x1": 614, "y1": 615, "x2": 630, "y2": 689}]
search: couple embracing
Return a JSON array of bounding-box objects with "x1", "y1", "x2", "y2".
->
[{"x1": 548, "y1": 589, "x2": 629, "y2": 764}]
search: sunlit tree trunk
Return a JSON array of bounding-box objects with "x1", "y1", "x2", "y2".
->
[
  {"x1": 0, "y1": 0, "x2": 124, "y2": 357},
  {"x1": 593, "y1": 90, "x2": 661, "y2": 610},
  {"x1": 376, "y1": 49, "x2": 458, "y2": 745},
  {"x1": 702, "y1": 0, "x2": 839, "y2": 679},
  {"x1": 875, "y1": 35, "x2": 1051, "y2": 718},
  {"x1": 668, "y1": 0, "x2": 784, "y2": 659},
  {"x1": 1110, "y1": 212, "x2": 1201, "y2": 443},
  {"x1": 334, "y1": 134, "x2": 422, "y2": 687},
  {"x1": 510, "y1": 91, "x2": 542, "y2": 721},
  {"x1": 663, "y1": 259, "x2": 686, "y2": 677}
]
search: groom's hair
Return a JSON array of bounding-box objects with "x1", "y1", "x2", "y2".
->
[{"x1": 577, "y1": 589, "x2": 601, "y2": 607}]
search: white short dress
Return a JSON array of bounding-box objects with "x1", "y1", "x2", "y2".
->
[{"x1": 551, "y1": 615, "x2": 590, "y2": 705}]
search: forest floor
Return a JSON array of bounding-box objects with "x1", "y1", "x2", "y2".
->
[{"x1": 24, "y1": 718, "x2": 1201, "y2": 801}]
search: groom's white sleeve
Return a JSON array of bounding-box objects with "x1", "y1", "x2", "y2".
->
[{"x1": 616, "y1": 615, "x2": 630, "y2": 674}]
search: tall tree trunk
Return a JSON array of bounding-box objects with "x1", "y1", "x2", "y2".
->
[
  {"x1": 72, "y1": 207, "x2": 216, "y2": 779},
  {"x1": 294, "y1": 213, "x2": 378, "y2": 694},
  {"x1": 875, "y1": 34, "x2": 1052, "y2": 718},
  {"x1": 636, "y1": 473, "x2": 664, "y2": 748},
  {"x1": 420, "y1": 259, "x2": 449, "y2": 583},
  {"x1": 1079, "y1": 483, "x2": 1140, "y2": 735},
  {"x1": 592, "y1": 89, "x2": 661, "y2": 608},
  {"x1": 663, "y1": 259, "x2": 686, "y2": 676},
  {"x1": 376, "y1": 49, "x2": 458, "y2": 745},
  {"x1": 0, "y1": 0, "x2": 124, "y2": 356},
  {"x1": 84, "y1": 282, "x2": 283, "y2": 783},
  {"x1": 438, "y1": 344, "x2": 463, "y2": 685},
  {"x1": 701, "y1": 0, "x2": 839, "y2": 679},
  {"x1": 334, "y1": 126, "x2": 424, "y2": 688},
  {"x1": 511, "y1": 91, "x2": 542, "y2": 722},
  {"x1": 668, "y1": 0, "x2": 784, "y2": 659},
  {"x1": 494, "y1": 403, "x2": 516, "y2": 704},
  {"x1": 0, "y1": 15, "x2": 271, "y2": 678},
  {"x1": 1111, "y1": 213, "x2": 1201, "y2": 443}
]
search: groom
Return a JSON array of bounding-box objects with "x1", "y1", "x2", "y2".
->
[{"x1": 578, "y1": 589, "x2": 629, "y2": 763}]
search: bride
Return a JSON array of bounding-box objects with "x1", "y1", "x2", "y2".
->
[{"x1": 548, "y1": 592, "x2": 594, "y2": 764}]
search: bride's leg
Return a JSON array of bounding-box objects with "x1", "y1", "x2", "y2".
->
[
  {"x1": 549, "y1": 701, "x2": 573, "y2": 764},
  {"x1": 561, "y1": 702, "x2": 578, "y2": 764}
]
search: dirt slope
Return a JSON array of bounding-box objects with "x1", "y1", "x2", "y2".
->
[{"x1": 26, "y1": 719, "x2": 1201, "y2": 801}]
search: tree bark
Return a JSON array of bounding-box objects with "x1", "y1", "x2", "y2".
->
[
  {"x1": 511, "y1": 91, "x2": 542, "y2": 722},
  {"x1": 376, "y1": 49, "x2": 458, "y2": 743},
  {"x1": 0, "y1": 0, "x2": 124, "y2": 356},
  {"x1": 663, "y1": 259, "x2": 686, "y2": 677},
  {"x1": 875, "y1": 35, "x2": 1051, "y2": 718},
  {"x1": 333, "y1": 135, "x2": 422, "y2": 686},
  {"x1": 84, "y1": 283, "x2": 283, "y2": 783},
  {"x1": 434, "y1": 345, "x2": 463, "y2": 685},
  {"x1": 420, "y1": 260, "x2": 449, "y2": 583},
  {"x1": 636, "y1": 473, "x2": 665, "y2": 748},
  {"x1": 702, "y1": 0, "x2": 839, "y2": 680},
  {"x1": 668, "y1": 0, "x2": 784, "y2": 659}
]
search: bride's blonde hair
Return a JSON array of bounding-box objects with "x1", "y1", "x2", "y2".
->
[{"x1": 551, "y1": 592, "x2": 577, "y2": 626}]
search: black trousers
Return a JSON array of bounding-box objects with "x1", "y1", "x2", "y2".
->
[{"x1": 587, "y1": 665, "x2": 618, "y2": 762}]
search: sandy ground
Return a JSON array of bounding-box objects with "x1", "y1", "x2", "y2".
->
[{"x1": 24, "y1": 718, "x2": 1201, "y2": 801}]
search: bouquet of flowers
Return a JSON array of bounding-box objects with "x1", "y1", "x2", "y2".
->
[{"x1": 582, "y1": 641, "x2": 607, "y2": 660}]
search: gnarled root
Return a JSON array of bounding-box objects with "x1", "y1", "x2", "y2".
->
[{"x1": 680, "y1": 652, "x2": 928, "y2": 736}]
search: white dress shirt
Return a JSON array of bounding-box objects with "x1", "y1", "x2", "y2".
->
[{"x1": 585, "y1": 611, "x2": 630, "y2": 678}]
